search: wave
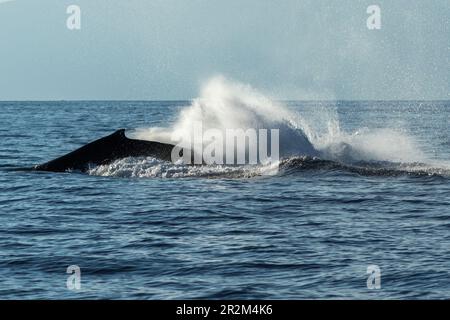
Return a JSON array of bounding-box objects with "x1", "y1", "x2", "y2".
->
[
  {"x1": 280, "y1": 157, "x2": 450, "y2": 178},
  {"x1": 88, "y1": 157, "x2": 272, "y2": 179},
  {"x1": 89, "y1": 76, "x2": 448, "y2": 179},
  {"x1": 87, "y1": 156, "x2": 450, "y2": 179}
]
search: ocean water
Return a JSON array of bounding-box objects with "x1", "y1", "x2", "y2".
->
[{"x1": 1, "y1": 94, "x2": 450, "y2": 298}]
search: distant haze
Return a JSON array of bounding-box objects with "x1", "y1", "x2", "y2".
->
[{"x1": 0, "y1": 0, "x2": 448, "y2": 100}]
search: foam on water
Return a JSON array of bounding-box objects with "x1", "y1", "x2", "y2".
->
[{"x1": 88, "y1": 156, "x2": 274, "y2": 178}]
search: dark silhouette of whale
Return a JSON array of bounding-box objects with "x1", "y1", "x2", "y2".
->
[{"x1": 35, "y1": 129, "x2": 177, "y2": 173}]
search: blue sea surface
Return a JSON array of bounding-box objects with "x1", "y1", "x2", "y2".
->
[{"x1": 0, "y1": 100, "x2": 449, "y2": 299}]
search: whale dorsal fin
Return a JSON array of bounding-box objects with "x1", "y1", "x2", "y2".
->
[{"x1": 112, "y1": 129, "x2": 127, "y2": 138}]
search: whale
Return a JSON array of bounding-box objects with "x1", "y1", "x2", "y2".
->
[{"x1": 35, "y1": 129, "x2": 177, "y2": 173}]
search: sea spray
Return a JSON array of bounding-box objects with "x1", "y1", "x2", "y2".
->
[
  {"x1": 104, "y1": 77, "x2": 438, "y2": 178},
  {"x1": 130, "y1": 76, "x2": 318, "y2": 159}
]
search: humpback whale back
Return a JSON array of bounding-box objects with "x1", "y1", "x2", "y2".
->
[{"x1": 35, "y1": 129, "x2": 175, "y2": 172}]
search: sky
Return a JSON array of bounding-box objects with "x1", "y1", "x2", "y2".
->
[{"x1": 0, "y1": 0, "x2": 448, "y2": 100}]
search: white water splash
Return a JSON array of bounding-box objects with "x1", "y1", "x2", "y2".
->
[
  {"x1": 130, "y1": 76, "x2": 317, "y2": 158},
  {"x1": 315, "y1": 125, "x2": 427, "y2": 164},
  {"x1": 92, "y1": 76, "x2": 440, "y2": 178},
  {"x1": 88, "y1": 156, "x2": 274, "y2": 178}
]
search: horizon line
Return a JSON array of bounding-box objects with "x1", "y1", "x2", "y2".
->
[{"x1": 0, "y1": 99, "x2": 449, "y2": 103}]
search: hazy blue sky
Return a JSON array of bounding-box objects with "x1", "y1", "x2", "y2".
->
[{"x1": 0, "y1": 0, "x2": 448, "y2": 100}]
